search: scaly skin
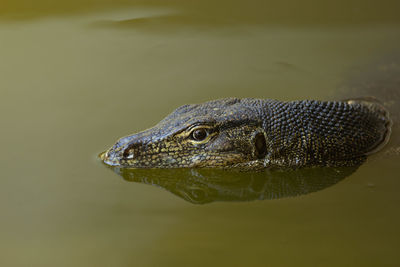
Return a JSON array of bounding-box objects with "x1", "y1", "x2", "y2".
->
[{"x1": 100, "y1": 98, "x2": 391, "y2": 169}]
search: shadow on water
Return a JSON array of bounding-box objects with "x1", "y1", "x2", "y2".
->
[{"x1": 104, "y1": 165, "x2": 361, "y2": 204}]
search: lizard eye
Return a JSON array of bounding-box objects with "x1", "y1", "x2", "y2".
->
[{"x1": 190, "y1": 128, "x2": 208, "y2": 141}]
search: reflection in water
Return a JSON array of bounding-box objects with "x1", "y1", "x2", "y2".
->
[{"x1": 105, "y1": 165, "x2": 361, "y2": 204}]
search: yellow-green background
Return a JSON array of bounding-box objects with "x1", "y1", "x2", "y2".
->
[{"x1": 1, "y1": 1, "x2": 399, "y2": 266}]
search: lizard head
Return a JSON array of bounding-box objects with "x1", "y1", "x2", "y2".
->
[{"x1": 100, "y1": 98, "x2": 268, "y2": 169}]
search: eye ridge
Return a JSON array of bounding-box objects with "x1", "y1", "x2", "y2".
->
[{"x1": 191, "y1": 128, "x2": 208, "y2": 141}]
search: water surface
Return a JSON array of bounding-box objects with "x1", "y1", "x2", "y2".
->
[{"x1": 1, "y1": 1, "x2": 400, "y2": 266}]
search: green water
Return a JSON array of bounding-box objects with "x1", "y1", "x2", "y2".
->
[{"x1": 1, "y1": 1, "x2": 400, "y2": 266}]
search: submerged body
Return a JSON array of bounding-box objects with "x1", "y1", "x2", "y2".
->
[{"x1": 101, "y1": 98, "x2": 391, "y2": 170}]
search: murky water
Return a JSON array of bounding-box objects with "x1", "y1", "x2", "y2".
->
[{"x1": 1, "y1": 1, "x2": 400, "y2": 266}]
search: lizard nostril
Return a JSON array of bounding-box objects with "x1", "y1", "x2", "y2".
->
[{"x1": 99, "y1": 151, "x2": 108, "y2": 161}]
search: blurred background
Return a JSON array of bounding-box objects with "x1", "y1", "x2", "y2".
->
[{"x1": 1, "y1": 1, "x2": 399, "y2": 266}]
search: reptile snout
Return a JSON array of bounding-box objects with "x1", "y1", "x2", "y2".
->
[
  {"x1": 100, "y1": 149, "x2": 121, "y2": 166},
  {"x1": 101, "y1": 140, "x2": 131, "y2": 166}
]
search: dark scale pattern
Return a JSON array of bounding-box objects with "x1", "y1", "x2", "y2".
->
[
  {"x1": 261, "y1": 99, "x2": 391, "y2": 167},
  {"x1": 101, "y1": 98, "x2": 391, "y2": 169}
]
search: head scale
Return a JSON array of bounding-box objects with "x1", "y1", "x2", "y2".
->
[{"x1": 101, "y1": 98, "x2": 268, "y2": 169}]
